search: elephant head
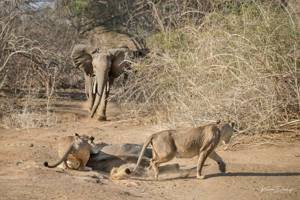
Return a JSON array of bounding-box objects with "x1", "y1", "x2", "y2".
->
[{"x1": 71, "y1": 37, "x2": 149, "y2": 121}]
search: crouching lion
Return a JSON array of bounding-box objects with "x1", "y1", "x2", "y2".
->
[
  {"x1": 132, "y1": 122, "x2": 235, "y2": 180},
  {"x1": 44, "y1": 133, "x2": 99, "y2": 171}
]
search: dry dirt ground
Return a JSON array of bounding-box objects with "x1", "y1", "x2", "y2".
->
[{"x1": 0, "y1": 99, "x2": 300, "y2": 200}]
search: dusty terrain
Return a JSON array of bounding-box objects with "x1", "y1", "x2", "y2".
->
[{"x1": 0, "y1": 98, "x2": 300, "y2": 200}]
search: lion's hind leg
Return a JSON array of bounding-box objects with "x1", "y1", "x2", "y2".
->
[{"x1": 151, "y1": 156, "x2": 175, "y2": 180}]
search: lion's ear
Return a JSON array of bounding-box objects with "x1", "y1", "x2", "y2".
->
[{"x1": 125, "y1": 168, "x2": 131, "y2": 175}]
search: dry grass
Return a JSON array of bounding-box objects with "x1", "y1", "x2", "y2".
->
[
  {"x1": 113, "y1": 2, "x2": 300, "y2": 133},
  {"x1": 0, "y1": 90, "x2": 58, "y2": 129},
  {"x1": 1, "y1": 110, "x2": 58, "y2": 129}
]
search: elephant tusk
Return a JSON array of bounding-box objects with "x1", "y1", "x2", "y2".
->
[{"x1": 93, "y1": 79, "x2": 97, "y2": 94}]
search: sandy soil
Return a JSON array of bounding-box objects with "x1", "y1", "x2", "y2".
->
[{"x1": 0, "y1": 100, "x2": 300, "y2": 200}]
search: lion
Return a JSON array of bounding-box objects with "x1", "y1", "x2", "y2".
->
[
  {"x1": 110, "y1": 163, "x2": 184, "y2": 180},
  {"x1": 132, "y1": 122, "x2": 235, "y2": 180},
  {"x1": 44, "y1": 133, "x2": 99, "y2": 171},
  {"x1": 110, "y1": 163, "x2": 135, "y2": 180}
]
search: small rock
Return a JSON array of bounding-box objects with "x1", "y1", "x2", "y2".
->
[
  {"x1": 96, "y1": 179, "x2": 104, "y2": 184},
  {"x1": 123, "y1": 181, "x2": 140, "y2": 187},
  {"x1": 16, "y1": 161, "x2": 22, "y2": 166}
]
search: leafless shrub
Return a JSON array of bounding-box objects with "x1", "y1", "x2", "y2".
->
[
  {"x1": 0, "y1": 88, "x2": 56, "y2": 129},
  {"x1": 56, "y1": 0, "x2": 212, "y2": 37},
  {"x1": 1, "y1": 106, "x2": 58, "y2": 129},
  {"x1": 0, "y1": 1, "x2": 79, "y2": 129},
  {"x1": 114, "y1": 1, "x2": 300, "y2": 133}
]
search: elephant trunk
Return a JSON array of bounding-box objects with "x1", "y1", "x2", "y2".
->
[{"x1": 90, "y1": 54, "x2": 110, "y2": 118}]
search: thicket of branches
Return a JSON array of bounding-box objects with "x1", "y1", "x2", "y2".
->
[
  {"x1": 0, "y1": 1, "x2": 79, "y2": 96},
  {"x1": 113, "y1": 1, "x2": 300, "y2": 133},
  {"x1": 0, "y1": 0, "x2": 80, "y2": 128},
  {"x1": 57, "y1": 0, "x2": 213, "y2": 36},
  {"x1": 0, "y1": 0, "x2": 299, "y2": 132}
]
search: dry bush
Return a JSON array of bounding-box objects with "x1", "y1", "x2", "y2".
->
[
  {"x1": 0, "y1": 13, "x2": 60, "y2": 128},
  {"x1": 1, "y1": 105, "x2": 58, "y2": 129},
  {"x1": 0, "y1": 1, "x2": 80, "y2": 129},
  {"x1": 57, "y1": 0, "x2": 212, "y2": 36},
  {"x1": 114, "y1": 1, "x2": 300, "y2": 133},
  {"x1": 0, "y1": 0, "x2": 81, "y2": 93},
  {"x1": 0, "y1": 90, "x2": 58, "y2": 129}
]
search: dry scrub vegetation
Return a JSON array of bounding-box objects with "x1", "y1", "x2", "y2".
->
[
  {"x1": 114, "y1": 1, "x2": 300, "y2": 133},
  {"x1": 0, "y1": 0, "x2": 299, "y2": 133},
  {"x1": 0, "y1": 0, "x2": 79, "y2": 128}
]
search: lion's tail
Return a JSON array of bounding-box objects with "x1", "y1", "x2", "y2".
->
[
  {"x1": 43, "y1": 144, "x2": 73, "y2": 168},
  {"x1": 132, "y1": 135, "x2": 154, "y2": 173}
]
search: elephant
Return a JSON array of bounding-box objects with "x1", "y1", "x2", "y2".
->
[{"x1": 71, "y1": 39, "x2": 149, "y2": 121}]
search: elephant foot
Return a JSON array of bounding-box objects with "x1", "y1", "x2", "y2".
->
[
  {"x1": 197, "y1": 174, "x2": 205, "y2": 180},
  {"x1": 98, "y1": 116, "x2": 107, "y2": 121}
]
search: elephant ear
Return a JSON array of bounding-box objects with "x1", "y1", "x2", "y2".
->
[{"x1": 71, "y1": 44, "x2": 94, "y2": 76}]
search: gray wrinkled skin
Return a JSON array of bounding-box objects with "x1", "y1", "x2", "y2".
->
[{"x1": 87, "y1": 143, "x2": 152, "y2": 172}]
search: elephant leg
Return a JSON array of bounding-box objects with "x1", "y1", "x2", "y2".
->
[
  {"x1": 84, "y1": 73, "x2": 95, "y2": 111},
  {"x1": 97, "y1": 78, "x2": 114, "y2": 121},
  {"x1": 90, "y1": 53, "x2": 111, "y2": 118}
]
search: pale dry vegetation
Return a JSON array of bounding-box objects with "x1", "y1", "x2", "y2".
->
[
  {"x1": 0, "y1": 0, "x2": 299, "y2": 133},
  {"x1": 0, "y1": 0, "x2": 80, "y2": 128},
  {"x1": 114, "y1": 1, "x2": 300, "y2": 133}
]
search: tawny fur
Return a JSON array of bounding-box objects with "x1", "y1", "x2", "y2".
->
[
  {"x1": 133, "y1": 122, "x2": 235, "y2": 180},
  {"x1": 110, "y1": 164, "x2": 133, "y2": 180},
  {"x1": 44, "y1": 133, "x2": 98, "y2": 171}
]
